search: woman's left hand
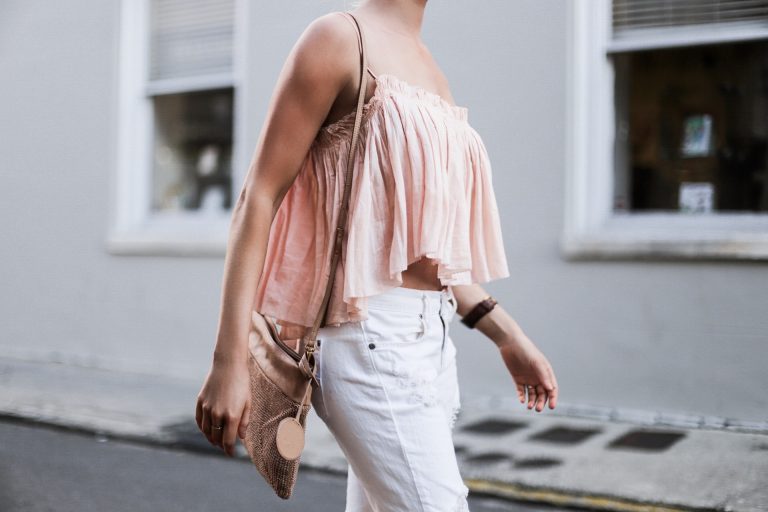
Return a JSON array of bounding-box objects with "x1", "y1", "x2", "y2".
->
[{"x1": 498, "y1": 334, "x2": 558, "y2": 412}]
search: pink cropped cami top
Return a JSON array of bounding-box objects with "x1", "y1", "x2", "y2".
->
[{"x1": 252, "y1": 64, "x2": 510, "y2": 332}]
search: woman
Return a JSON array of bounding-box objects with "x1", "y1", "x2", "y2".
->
[{"x1": 196, "y1": 1, "x2": 558, "y2": 510}]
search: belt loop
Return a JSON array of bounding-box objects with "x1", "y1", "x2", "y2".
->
[
  {"x1": 440, "y1": 287, "x2": 448, "y2": 317},
  {"x1": 445, "y1": 286, "x2": 456, "y2": 315}
]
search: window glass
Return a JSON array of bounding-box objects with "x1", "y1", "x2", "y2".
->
[
  {"x1": 150, "y1": 87, "x2": 234, "y2": 212},
  {"x1": 613, "y1": 40, "x2": 768, "y2": 213}
]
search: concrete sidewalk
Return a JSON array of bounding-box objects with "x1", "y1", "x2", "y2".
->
[{"x1": 1, "y1": 356, "x2": 765, "y2": 512}]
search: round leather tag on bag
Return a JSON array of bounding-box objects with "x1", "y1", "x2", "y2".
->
[{"x1": 276, "y1": 417, "x2": 305, "y2": 460}]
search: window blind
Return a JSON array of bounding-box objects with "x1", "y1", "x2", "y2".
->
[
  {"x1": 613, "y1": 0, "x2": 768, "y2": 33},
  {"x1": 610, "y1": 0, "x2": 768, "y2": 51},
  {"x1": 149, "y1": 0, "x2": 235, "y2": 81}
]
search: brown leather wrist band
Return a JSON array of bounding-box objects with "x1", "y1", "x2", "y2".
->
[{"x1": 460, "y1": 295, "x2": 497, "y2": 329}]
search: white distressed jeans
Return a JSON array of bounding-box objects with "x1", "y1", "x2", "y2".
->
[{"x1": 311, "y1": 285, "x2": 470, "y2": 512}]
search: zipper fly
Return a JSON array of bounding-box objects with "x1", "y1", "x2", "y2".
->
[
  {"x1": 419, "y1": 292, "x2": 447, "y2": 369},
  {"x1": 439, "y1": 294, "x2": 446, "y2": 369}
]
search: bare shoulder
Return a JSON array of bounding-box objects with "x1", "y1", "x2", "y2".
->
[
  {"x1": 298, "y1": 11, "x2": 353, "y2": 51},
  {"x1": 288, "y1": 12, "x2": 360, "y2": 88},
  {"x1": 419, "y1": 43, "x2": 456, "y2": 102}
]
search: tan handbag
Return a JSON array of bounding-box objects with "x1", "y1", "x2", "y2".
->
[{"x1": 242, "y1": 11, "x2": 369, "y2": 500}]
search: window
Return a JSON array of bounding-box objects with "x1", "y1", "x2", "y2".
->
[
  {"x1": 564, "y1": 0, "x2": 768, "y2": 259},
  {"x1": 150, "y1": 88, "x2": 234, "y2": 213},
  {"x1": 110, "y1": 0, "x2": 245, "y2": 255}
]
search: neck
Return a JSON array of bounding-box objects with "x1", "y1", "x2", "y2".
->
[{"x1": 353, "y1": 0, "x2": 427, "y2": 40}]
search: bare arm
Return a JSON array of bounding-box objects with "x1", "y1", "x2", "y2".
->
[
  {"x1": 450, "y1": 283, "x2": 526, "y2": 348},
  {"x1": 196, "y1": 12, "x2": 360, "y2": 456},
  {"x1": 212, "y1": 15, "x2": 353, "y2": 364},
  {"x1": 451, "y1": 284, "x2": 559, "y2": 412}
]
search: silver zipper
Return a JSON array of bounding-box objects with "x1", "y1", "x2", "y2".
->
[{"x1": 263, "y1": 316, "x2": 302, "y2": 362}]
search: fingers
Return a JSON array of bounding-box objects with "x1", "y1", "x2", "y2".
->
[
  {"x1": 541, "y1": 366, "x2": 558, "y2": 409},
  {"x1": 238, "y1": 400, "x2": 251, "y2": 441},
  {"x1": 223, "y1": 414, "x2": 239, "y2": 457},
  {"x1": 526, "y1": 385, "x2": 537, "y2": 410},
  {"x1": 519, "y1": 382, "x2": 547, "y2": 411},
  {"x1": 505, "y1": 349, "x2": 560, "y2": 412},
  {"x1": 201, "y1": 405, "x2": 212, "y2": 443},
  {"x1": 198, "y1": 400, "x2": 238, "y2": 454},
  {"x1": 520, "y1": 377, "x2": 558, "y2": 412},
  {"x1": 546, "y1": 374, "x2": 559, "y2": 409},
  {"x1": 548, "y1": 385, "x2": 558, "y2": 409},
  {"x1": 516, "y1": 383, "x2": 526, "y2": 404},
  {"x1": 210, "y1": 413, "x2": 225, "y2": 449},
  {"x1": 535, "y1": 384, "x2": 547, "y2": 412},
  {"x1": 200, "y1": 401, "x2": 224, "y2": 448}
]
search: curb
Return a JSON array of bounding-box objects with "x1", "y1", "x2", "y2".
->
[
  {"x1": 0, "y1": 410, "x2": 723, "y2": 512},
  {"x1": 465, "y1": 479, "x2": 719, "y2": 512}
]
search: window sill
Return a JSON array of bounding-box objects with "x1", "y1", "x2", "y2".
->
[
  {"x1": 107, "y1": 212, "x2": 230, "y2": 257},
  {"x1": 561, "y1": 213, "x2": 768, "y2": 261}
]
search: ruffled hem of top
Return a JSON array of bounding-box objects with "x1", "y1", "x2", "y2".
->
[{"x1": 252, "y1": 73, "x2": 510, "y2": 329}]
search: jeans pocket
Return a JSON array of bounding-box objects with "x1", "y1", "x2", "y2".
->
[
  {"x1": 361, "y1": 306, "x2": 426, "y2": 344},
  {"x1": 369, "y1": 343, "x2": 442, "y2": 408},
  {"x1": 362, "y1": 309, "x2": 444, "y2": 407}
]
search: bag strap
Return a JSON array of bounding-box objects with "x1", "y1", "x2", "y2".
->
[{"x1": 301, "y1": 11, "x2": 368, "y2": 361}]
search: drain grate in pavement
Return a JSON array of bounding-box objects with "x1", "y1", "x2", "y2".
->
[
  {"x1": 464, "y1": 452, "x2": 511, "y2": 465},
  {"x1": 607, "y1": 428, "x2": 685, "y2": 452},
  {"x1": 527, "y1": 425, "x2": 601, "y2": 445},
  {"x1": 459, "y1": 418, "x2": 527, "y2": 435},
  {"x1": 513, "y1": 457, "x2": 562, "y2": 469}
]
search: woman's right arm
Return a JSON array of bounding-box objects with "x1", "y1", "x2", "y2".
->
[{"x1": 195, "y1": 12, "x2": 359, "y2": 457}]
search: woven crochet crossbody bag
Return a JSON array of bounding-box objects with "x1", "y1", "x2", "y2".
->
[{"x1": 242, "y1": 11, "x2": 369, "y2": 500}]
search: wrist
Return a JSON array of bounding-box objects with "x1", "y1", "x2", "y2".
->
[
  {"x1": 212, "y1": 346, "x2": 248, "y2": 367},
  {"x1": 493, "y1": 326, "x2": 529, "y2": 350},
  {"x1": 494, "y1": 335, "x2": 518, "y2": 350}
]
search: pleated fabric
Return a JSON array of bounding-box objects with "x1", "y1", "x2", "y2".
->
[{"x1": 252, "y1": 73, "x2": 510, "y2": 332}]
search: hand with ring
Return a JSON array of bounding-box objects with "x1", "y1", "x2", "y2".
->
[
  {"x1": 498, "y1": 334, "x2": 559, "y2": 413},
  {"x1": 195, "y1": 355, "x2": 252, "y2": 456}
]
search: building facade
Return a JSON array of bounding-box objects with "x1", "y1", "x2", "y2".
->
[{"x1": 1, "y1": 0, "x2": 766, "y2": 423}]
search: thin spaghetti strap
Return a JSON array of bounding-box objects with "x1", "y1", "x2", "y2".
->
[
  {"x1": 338, "y1": 11, "x2": 360, "y2": 41},
  {"x1": 337, "y1": 10, "x2": 356, "y2": 28},
  {"x1": 339, "y1": 12, "x2": 364, "y2": 65},
  {"x1": 339, "y1": 12, "x2": 378, "y2": 80}
]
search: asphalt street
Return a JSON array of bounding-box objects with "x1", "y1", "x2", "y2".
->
[{"x1": 0, "y1": 419, "x2": 571, "y2": 512}]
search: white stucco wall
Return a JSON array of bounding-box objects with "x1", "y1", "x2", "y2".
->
[{"x1": 1, "y1": 0, "x2": 765, "y2": 422}]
